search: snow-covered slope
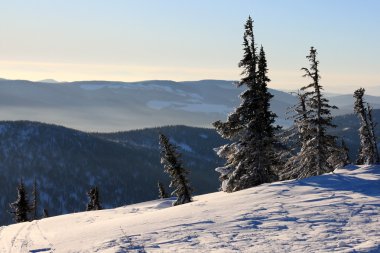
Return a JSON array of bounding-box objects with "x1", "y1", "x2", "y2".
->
[{"x1": 1, "y1": 165, "x2": 379, "y2": 252}]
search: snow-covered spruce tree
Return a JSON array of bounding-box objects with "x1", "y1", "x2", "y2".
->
[
  {"x1": 367, "y1": 104, "x2": 379, "y2": 163},
  {"x1": 9, "y1": 179, "x2": 32, "y2": 223},
  {"x1": 354, "y1": 88, "x2": 372, "y2": 164},
  {"x1": 213, "y1": 16, "x2": 279, "y2": 192},
  {"x1": 157, "y1": 181, "x2": 169, "y2": 199},
  {"x1": 31, "y1": 178, "x2": 39, "y2": 220},
  {"x1": 86, "y1": 186, "x2": 102, "y2": 211},
  {"x1": 353, "y1": 88, "x2": 379, "y2": 164},
  {"x1": 159, "y1": 134, "x2": 192, "y2": 206},
  {"x1": 284, "y1": 47, "x2": 341, "y2": 179},
  {"x1": 290, "y1": 91, "x2": 311, "y2": 145},
  {"x1": 281, "y1": 91, "x2": 313, "y2": 179},
  {"x1": 278, "y1": 91, "x2": 310, "y2": 178}
]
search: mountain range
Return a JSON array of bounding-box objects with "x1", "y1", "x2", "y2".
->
[{"x1": 0, "y1": 78, "x2": 378, "y2": 132}]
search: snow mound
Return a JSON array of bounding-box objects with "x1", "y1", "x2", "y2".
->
[{"x1": 0, "y1": 165, "x2": 379, "y2": 252}]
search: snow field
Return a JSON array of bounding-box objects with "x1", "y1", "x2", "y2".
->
[{"x1": 0, "y1": 165, "x2": 379, "y2": 252}]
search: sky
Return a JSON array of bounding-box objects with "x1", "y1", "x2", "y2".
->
[{"x1": 0, "y1": 0, "x2": 379, "y2": 93}]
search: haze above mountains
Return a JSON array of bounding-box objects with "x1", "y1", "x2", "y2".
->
[{"x1": 0, "y1": 78, "x2": 379, "y2": 132}]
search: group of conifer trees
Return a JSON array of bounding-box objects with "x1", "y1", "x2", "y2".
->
[
  {"x1": 213, "y1": 16, "x2": 378, "y2": 193},
  {"x1": 82, "y1": 17, "x2": 378, "y2": 206},
  {"x1": 281, "y1": 47, "x2": 344, "y2": 180},
  {"x1": 9, "y1": 179, "x2": 102, "y2": 223},
  {"x1": 9, "y1": 178, "x2": 48, "y2": 223},
  {"x1": 8, "y1": 133, "x2": 193, "y2": 224},
  {"x1": 91, "y1": 133, "x2": 193, "y2": 210}
]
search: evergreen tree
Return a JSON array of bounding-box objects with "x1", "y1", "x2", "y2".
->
[
  {"x1": 285, "y1": 91, "x2": 311, "y2": 148},
  {"x1": 213, "y1": 16, "x2": 279, "y2": 192},
  {"x1": 281, "y1": 91, "x2": 312, "y2": 179},
  {"x1": 279, "y1": 91, "x2": 309, "y2": 179},
  {"x1": 9, "y1": 179, "x2": 32, "y2": 223},
  {"x1": 367, "y1": 104, "x2": 379, "y2": 163},
  {"x1": 159, "y1": 134, "x2": 192, "y2": 206},
  {"x1": 31, "y1": 177, "x2": 39, "y2": 220},
  {"x1": 293, "y1": 92, "x2": 311, "y2": 144},
  {"x1": 284, "y1": 47, "x2": 340, "y2": 179},
  {"x1": 257, "y1": 45, "x2": 279, "y2": 137},
  {"x1": 353, "y1": 88, "x2": 378, "y2": 164},
  {"x1": 86, "y1": 186, "x2": 102, "y2": 211},
  {"x1": 354, "y1": 88, "x2": 372, "y2": 164},
  {"x1": 157, "y1": 181, "x2": 169, "y2": 199}
]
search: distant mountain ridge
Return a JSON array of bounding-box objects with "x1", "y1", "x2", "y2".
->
[
  {"x1": 0, "y1": 78, "x2": 294, "y2": 131},
  {"x1": 1, "y1": 78, "x2": 376, "y2": 132}
]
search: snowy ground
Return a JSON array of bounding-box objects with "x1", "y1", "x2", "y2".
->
[{"x1": 0, "y1": 165, "x2": 379, "y2": 252}]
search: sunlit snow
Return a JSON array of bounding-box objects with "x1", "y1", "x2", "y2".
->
[{"x1": 0, "y1": 165, "x2": 379, "y2": 252}]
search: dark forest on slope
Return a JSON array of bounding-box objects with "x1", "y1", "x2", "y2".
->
[{"x1": 0, "y1": 110, "x2": 378, "y2": 224}]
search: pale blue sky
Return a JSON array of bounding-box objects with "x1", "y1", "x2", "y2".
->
[{"x1": 0, "y1": 0, "x2": 379, "y2": 92}]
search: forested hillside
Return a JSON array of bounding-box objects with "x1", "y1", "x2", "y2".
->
[
  {"x1": 0, "y1": 110, "x2": 378, "y2": 225},
  {"x1": 0, "y1": 122, "x2": 223, "y2": 225}
]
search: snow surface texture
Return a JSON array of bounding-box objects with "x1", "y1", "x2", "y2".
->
[{"x1": 0, "y1": 165, "x2": 379, "y2": 252}]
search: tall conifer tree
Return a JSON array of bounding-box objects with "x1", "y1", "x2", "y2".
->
[
  {"x1": 284, "y1": 47, "x2": 341, "y2": 179},
  {"x1": 282, "y1": 91, "x2": 312, "y2": 179},
  {"x1": 213, "y1": 16, "x2": 279, "y2": 192},
  {"x1": 159, "y1": 134, "x2": 192, "y2": 206},
  {"x1": 354, "y1": 88, "x2": 379, "y2": 164},
  {"x1": 86, "y1": 186, "x2": 102, "y2": 211},
  {"x1": 9, "y1": 179, "x2": 32, "y2": 223},
  {"x1": 367, "y1": 104, "x2": 379, "y2": 163}
]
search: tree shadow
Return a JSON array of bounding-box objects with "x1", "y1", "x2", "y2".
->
[{"x1": 274, "y1": 165, "x2": 380, "y2": 197}]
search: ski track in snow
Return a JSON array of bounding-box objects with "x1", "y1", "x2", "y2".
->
[
  {"x1": 0, "y1": 165, "x2": 379, "y2": 252},
  {"x1": 7, "y1": 222, "x2": 29, "y2": 253},
  {"x1": 0, "y1": 221, "x2": 52, "y2": 253}
]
